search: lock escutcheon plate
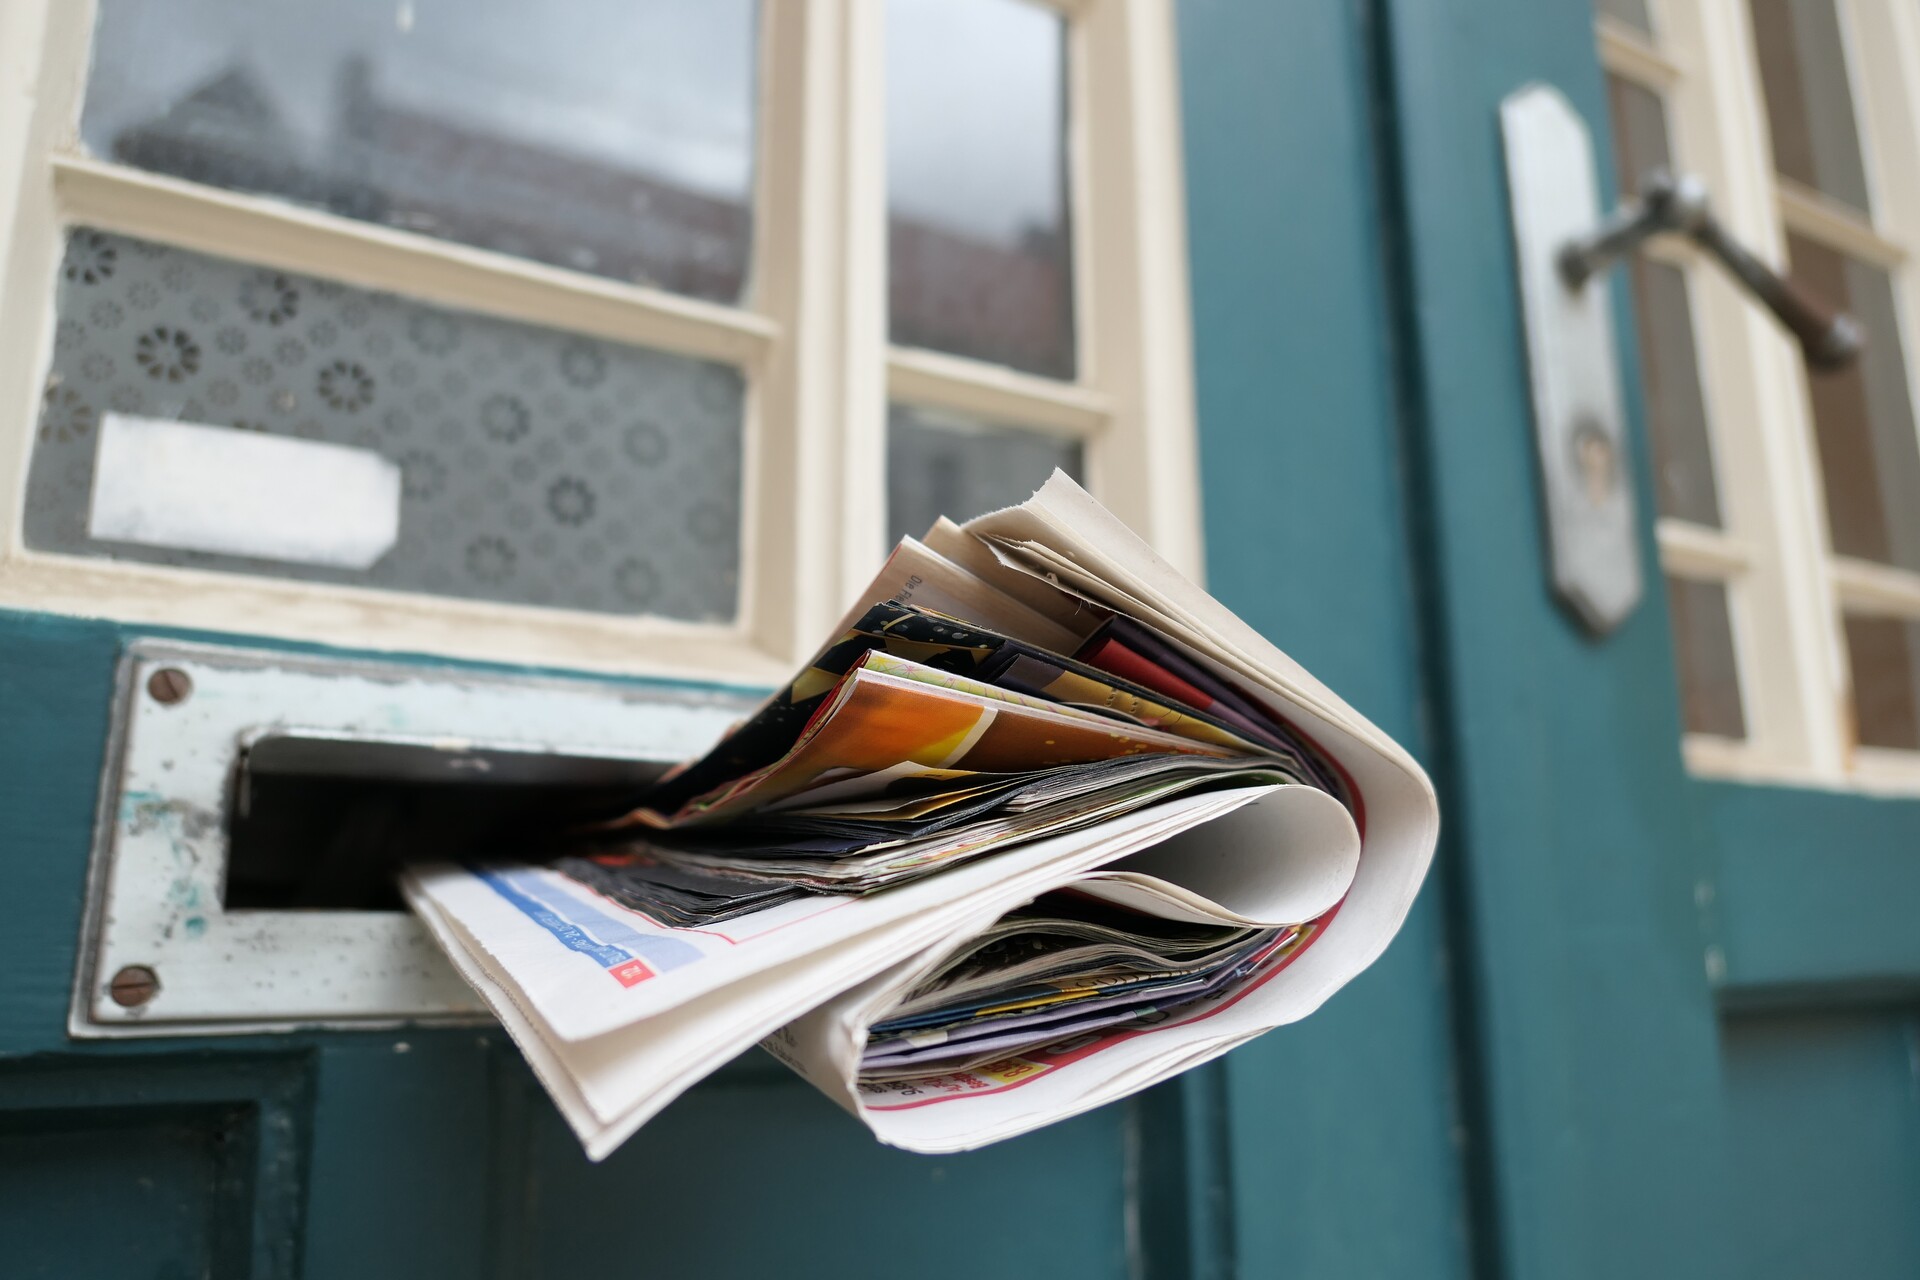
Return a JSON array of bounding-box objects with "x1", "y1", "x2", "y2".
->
[{"x1": 1501, "y1": 82, "x2": 1644, "y2": 635}]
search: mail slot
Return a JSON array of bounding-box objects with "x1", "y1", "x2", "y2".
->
[
  {"x1": 226, "y1": 731, "x2": 667, "y2": 912},
  {"x1": 71, "y1": 640, "x2": 756, "y2": 1036}
]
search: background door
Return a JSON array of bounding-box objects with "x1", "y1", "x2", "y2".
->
[{"x1": 1385, "y1": 1, "x2": 1920, "y2": 1278}]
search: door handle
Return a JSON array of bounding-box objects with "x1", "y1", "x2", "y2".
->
[{"x1": 1558, "y1": 169, "x2": 1864, "y2": 370}]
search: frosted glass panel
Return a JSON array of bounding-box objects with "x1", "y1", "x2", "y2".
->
[
  {"x1": 81, "y1": 0, "x2": 758, "y2": 302},
  {"x1": 886, "y1": 404, "x2": 1081, "y2": 547},
  {"x1": 27, "y1": 229, "x2": 743, "y2": 620}
]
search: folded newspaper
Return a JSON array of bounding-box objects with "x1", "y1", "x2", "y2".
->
[{"x1": 403, "y1": 472, "x2": 1439, "y2": 1158}]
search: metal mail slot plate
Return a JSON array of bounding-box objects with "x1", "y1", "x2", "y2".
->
[{"x1": 72, "y1": 639, "x2": 756, "y2": 1037}]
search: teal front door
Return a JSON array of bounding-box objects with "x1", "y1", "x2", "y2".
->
[
  {"x1": 3, "y1": 0, "x2": 1916, "y2": 1277},
  {"x1": 1378, "y1": 1, "x2": 1920, "y2": 1276}
]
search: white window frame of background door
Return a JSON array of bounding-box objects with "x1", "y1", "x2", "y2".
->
[
  {"x1": 1600, "y1": 0, "x2": 1920, "y2": 794},
  {"x1": 0, "y1": 0, "x2": 1202, "y2": 685}
]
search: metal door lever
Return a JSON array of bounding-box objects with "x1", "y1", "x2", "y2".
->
[{"x1": 1558, "y1": 169, "x2": 1864, "y2": 370}]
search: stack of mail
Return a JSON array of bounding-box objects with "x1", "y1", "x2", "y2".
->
[{"x1": 404, "y1": 472, "x2": 1437, "y2": 1158}]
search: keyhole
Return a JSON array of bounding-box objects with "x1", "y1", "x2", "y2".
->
[{"x1": 1570, "y1": 420, "x2": 1617, "y2": 505}]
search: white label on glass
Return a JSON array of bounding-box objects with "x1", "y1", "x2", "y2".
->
[{"x1": 89, "y1": 414, "x2": 401, "y2": 569}]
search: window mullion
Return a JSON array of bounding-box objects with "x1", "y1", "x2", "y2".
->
[
  {"x1": 1076, "y1": 0, "x2": 1203, "y2": 581},
  {"x1": 886, "y1": 346, "x2": 1111, "y2": 436},
  {"x1": 1648, "y1": 0, "x2": 1842, "y2": 772},
  {"x1": 834, "y1": 0, "x2": 891, "y2": 612},
  {"x1": 748, "y1": 0, "x2": 888, "y2": 664},
  {"x1": 0, "y1": 0, "x2": 88, "y2": 562},
  {"x1": 51, "y1": 157, "x2": 778, "y2": 367}
]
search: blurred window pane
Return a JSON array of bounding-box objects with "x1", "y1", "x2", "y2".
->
[
  {"x1": 1843, "y1": 614, "x2": 1920, "y2": 749},
  {"x1": 1786, "y1": 233, "x2": 1920, "y2": 572},
  {"x1": 1605, "y1": 74, "x2": 1673, "y2": 197},
  {"x1": 1748, "y1": 0, "x2": 1871, "y2": 211},
  {"x1": 887, "y1": 404, "x2": 1081, "y2": 546},
  {"x1": 1601, "y1": 77, "x2": 1722, "y2": 526},
  {"x1": 1595, "y1": 0, "x2": 1655, "y2": 38},
  {"x1": 1630, "y1": 260, "x2": 1722, "y2": 526},
  {"x1": 887, "y1": 0, "x2": 1076, "y2": 380},
  {"x1": 1667, "y1": 577, "x2": 1747, "y2": 738},
  {"x1": 81, "y1": 0, "x2": 758, "y2": 303},
  {"x1": 27, "y1": 228, "x2": 743, "y2": 620}
]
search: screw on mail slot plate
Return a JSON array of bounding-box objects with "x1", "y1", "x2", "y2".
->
[
  {"x1": 1500, "y1": 83, "x2": 1643, "y2": 635},
  {"x1": 147, "y1": 668, "x2": 192, "y2": 705},
  {"x1": 109, "y1": 964, "x2": 160, "y2": 1008}
]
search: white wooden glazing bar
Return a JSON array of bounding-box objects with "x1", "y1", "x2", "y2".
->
[{"x1": 886, "y1": 346, "x2": 1112, "y2": 437}]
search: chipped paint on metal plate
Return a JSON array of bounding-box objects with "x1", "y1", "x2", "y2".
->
[{"x1": 72, "y1": 640, "x2": 758, "y2": 1037}]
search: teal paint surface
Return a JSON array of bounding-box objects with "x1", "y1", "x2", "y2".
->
[
  {"x1": 0, "y1": 612, "x2": 122, "y2": 1058},
  {"x1": 505, "y1": 1064, "x2": 1133, "y2": 1280},
  {"x1": 301, "y1": 1035, "x2": 495, "y2": 1279},
  {"x1": 1373, "y1": 0, "x2": 1737, "y2": 1275},
  {"x1": 1365, "y1": 1, "x2": 1920, "y2": 1274},
  {"x1": 1723, "y1": 1009, "x2": 1920, "y2": 1278},
  {"x1": 1178, "y1": 1, "x2": 1471, "y2": 1276},
  {"x1": 1700, "y1": 782, "x2": 1920, "y2": 999},
  {"x1": 4, "y1": 1109, "x2": 244, "y2": 1279},
  {"x1": 0, "y1": 1054, "x2": 310, "y2": 1277}
]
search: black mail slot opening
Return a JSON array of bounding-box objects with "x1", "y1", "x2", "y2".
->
[{"x1": 224, "y1": 733, "x2": 670, "y2": 912}]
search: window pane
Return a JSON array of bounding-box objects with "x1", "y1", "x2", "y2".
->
[
  {"x1": 1787, "y1": 233, "x2": 1920, "y2": 572},
  {"x1": 887, "y1": 404, "x2": 1081, "y2": 546},
  {"x1": 1630, "y1": 260, "x2": 1723, "y2": 526},
  {"x1": 1748, "y1": 0, "x2": 1871, "y2": 211},
  {"x1": 1599, "y1": 78, "x2": 1722, "y2": 526},
  {"x1": 1605, "y1": 74, "x2": 1673, "y2": 197},
  {"x1": 1595, "y1": 0, "x2": 1655, "y2": 38},
  {"x1": 1667, "y1": 577, "x2": 1747, "y2": 738},
  {"x1": 82, "y1": 0, "x2": 758, "y2": 303},
  {"x1": 27, "y1": 229, "x2": 743, "y2": 620},
  {"x1": 1843, "y1": 614, "x2": 1920, "y2": 749},
  {"x1": 887, "y1": 0, "x2": 1075, "y2": 380}
]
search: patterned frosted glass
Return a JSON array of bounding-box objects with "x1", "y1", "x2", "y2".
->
[
  {"x1": 81, "y1": 0, "x2": 758, "y2": 302},
  {"x1": 1844, "y1": 614, "x2": 1920, "y2": 750},
  {"x1": 1666, "y1": 577, "x2": 1746, "y2": 739},
  {"x1": 27, "y1": 229, "x2": 743, "y2": 620},
  {"x1": 886, "y1": 404, "x2": 1082, "y2": 548},
  {"x1": 887, "y1": 0, "x2": 1075, "y2": 380}
]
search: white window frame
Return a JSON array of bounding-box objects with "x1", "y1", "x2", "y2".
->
[
  {"x1": 1599, "y1": 0, "x2": 1920, "y2": 793},
  {"x1": 0, "y1": 0, "x2": 1202, "y2": 686}
]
